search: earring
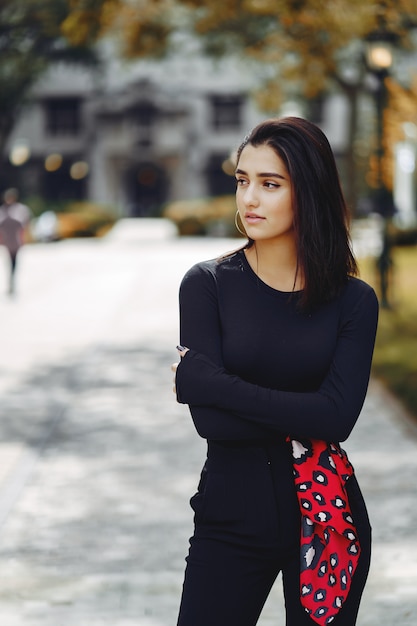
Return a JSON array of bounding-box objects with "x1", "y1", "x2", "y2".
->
[{"x1": 234, "y1": 210, "x2": 247, "y2": 237}]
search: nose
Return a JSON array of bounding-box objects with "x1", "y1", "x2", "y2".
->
[{"x1": 242, "y1": 182, "x2": 259, "y2": 208}]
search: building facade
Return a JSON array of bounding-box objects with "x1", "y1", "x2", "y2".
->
[{"x1": 3, "y1": 49, "x2": 352, "y2": 217}]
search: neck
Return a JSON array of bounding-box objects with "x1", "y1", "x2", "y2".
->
[{"x1": 246, "y1": 237, "x2": 303, "y2": 292}]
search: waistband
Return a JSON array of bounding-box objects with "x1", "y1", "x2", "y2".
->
[{"x1": 209, "y1": 437, "x2": 287, "y2": 449}]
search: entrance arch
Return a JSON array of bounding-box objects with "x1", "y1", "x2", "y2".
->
[{"x1": 125, "y1": 162, "x2": 169, "y2": 217}]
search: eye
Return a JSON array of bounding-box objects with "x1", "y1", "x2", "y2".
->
[
  {"x1": 264, "y1": 181, "x2": 280, "y2": 189},
  {"x1": 235, "y1": 178, "x2": 248, "y2": 187}
]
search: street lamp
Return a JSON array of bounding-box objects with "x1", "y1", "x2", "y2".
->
[
  {"x1": 365, "y1": 30, "x2": 396, "y2": 308},
  {"x1": 366, "y1": 38, "x2": 393, "y2": 73}
]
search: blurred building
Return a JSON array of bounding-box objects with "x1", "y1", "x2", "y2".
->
[{"x1": 3, "y1": 47, "x2": 350, "y2": 217}]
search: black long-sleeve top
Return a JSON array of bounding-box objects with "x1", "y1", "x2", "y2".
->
[{"x1": 176, "y1": 250, "x2": 378, "y2": 444}]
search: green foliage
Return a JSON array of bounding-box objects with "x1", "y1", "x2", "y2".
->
[
  {"x1": 26, "y1": 197, "x2": 117, "y2": 238},
  {"x1": 173, "y1": 0, "x2": 417, "y2": 100},
  {"x1": 163, "y1": 195, "x2": 242, "y2": 237},
  {"x1": 23, "y1": 196, "x2": 64, "y2": 218},
  {"x1": 0, "y1": 0, "x2": 98, "y2": 156},
  {"x1": 373, "y1": 312, "x2": 417, "y2": 421},
  {"x1": 62, "y1": 0, "x2": 417, "y2": 213},
  {"x1": 360, "y1": 245, "x2": 417, "y2": 420},
  {"x1": 62, "y1": 0, "x2": 179, "y2": 59},
  {"x1": 51, "y1": 0, "x2": 417, "y2": 105},
  {"x1": 56, "y1": 201, "x2": 118, "y2": 238},
  {"x1": 61, "y1": 0, "x2": 417, "y2": 97}
]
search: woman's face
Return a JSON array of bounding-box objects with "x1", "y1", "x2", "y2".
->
[{"x1": 235, "y1": 143, "x2": 294, "y2": 244}]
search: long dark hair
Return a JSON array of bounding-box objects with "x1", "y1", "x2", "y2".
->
[{"x1": 236, "y1": 116, "x2": 358, "y2": 310}]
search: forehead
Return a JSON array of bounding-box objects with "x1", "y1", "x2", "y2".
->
[{"x1": 237, "y1": 143, "x2": 288, "y2": 175}]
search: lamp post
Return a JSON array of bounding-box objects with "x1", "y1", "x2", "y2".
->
[{"x1": 365, "y1": 31, "x2": 395, "y2": 308}]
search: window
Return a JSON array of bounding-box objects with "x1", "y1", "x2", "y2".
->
[
  {"x1": 133, "y1": 101, "x2": 157, "y2": 148},
  {"x1": 135, "y1": 102, "x2": 156, "y2": 127},
  {"x1": 210, "y1": 95, "x2": 243, "y2": 131},
  {"x1": 206, "y1": 153, "x2": 237, "y2": 196},
  {"x1": 42, "y1": 156, "x2": 87, "y2": 201},
  {"x1": 45, "y1": 98, "x2": 82, "y2": 135}
]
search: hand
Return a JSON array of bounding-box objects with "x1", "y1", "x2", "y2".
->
[
  {"x1": 171, "y1": 361, "x2": 179, "y2": 394},
  {"x1": 171, "y1": 345, "x2": 189, "y2": 394}
]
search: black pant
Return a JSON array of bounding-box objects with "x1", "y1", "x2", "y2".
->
[
  {"x1": 177, "y1": 440, "x2": 371, "y2": 626},
  {"x1": 7, "y1": 248, "x2": 18, "y2": 293}
]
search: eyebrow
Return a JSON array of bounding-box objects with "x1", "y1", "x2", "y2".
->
[{"x1": 235, "y1": 168, "x2": 286, "y2": 180}]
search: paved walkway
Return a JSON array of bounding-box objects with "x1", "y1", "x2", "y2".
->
[{"x1": 0, "y1": 220, "x2": 415, "y2": 625}]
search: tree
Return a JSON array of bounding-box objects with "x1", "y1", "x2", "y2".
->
[
  {"x1": 0, "y1": 0, "x2": 98, "y2": 159},
  {"x1": 178, "y1": 0, "x2": 417, "y2": 210},
  {"x1": 61, "y1": 0, "x2": 179, "y2": 59},
  {"x1": 381, "y1": 76, "x2": 417, "y2": 191},
  {"x1": 63, "y1": 0, "x2": 417, "y2": 209}
]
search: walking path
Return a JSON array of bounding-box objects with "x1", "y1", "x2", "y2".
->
[{"x1": 0, "y1": 220, "x2": 415, "y2": 625}]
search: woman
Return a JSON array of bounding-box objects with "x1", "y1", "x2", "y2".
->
[
  {"x1": 0, "y1": 188, "x2": 31, "y2": 294},
  {"x1": 173, "y1": 117, "x2": 378, "y2": 626}
]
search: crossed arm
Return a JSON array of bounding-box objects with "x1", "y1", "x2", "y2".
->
[{"x1": 174, "y1": 265, "x2": 378, "y2": 443}]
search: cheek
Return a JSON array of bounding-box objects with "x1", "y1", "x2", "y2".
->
[
  {"x1": 282, "y1": 195, "x2": 294, "y2": 221},
  {"x1": 272, "y1": 198, "x2": 293, "y2": 221}
]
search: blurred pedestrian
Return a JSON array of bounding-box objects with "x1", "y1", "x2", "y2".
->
[
  {"x1": 0, "y1": 188, "x2": 32, "y2": 294},
  {"x1": 173, "y1": 118, "x2": 378, "y2": 626}
]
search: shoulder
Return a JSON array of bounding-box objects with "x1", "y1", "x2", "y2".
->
[
  {"x1": 180, "y1": 251, "x2": 242, "y2": 286},
  {"x1": 338, "y1": 276, "x2": 379, "y2": 321},
  {"x1": 343, "y1": 276, "x2": 378, "y2": 303}
]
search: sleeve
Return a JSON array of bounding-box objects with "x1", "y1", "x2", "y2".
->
[
  {"x1": 177, "y1": 285, "x2": 379, "y2": 442},
  {"x1": 178, "y1": 262, "x2": 278, "y2": 440}
]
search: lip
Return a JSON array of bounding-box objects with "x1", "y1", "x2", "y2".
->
[{"x1": 244, "y1": 212, "x2": 265, "y2": 223}]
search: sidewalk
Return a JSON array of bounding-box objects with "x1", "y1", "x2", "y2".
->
[{"x1": 0, "y1": 221, "x2": 415, "y2": 625}]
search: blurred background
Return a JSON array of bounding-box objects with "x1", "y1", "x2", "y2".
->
[
  {"x1": 0, "y1": 3, "x2": 417, "y2": 624},
  {"x1": 1, "y1": 0, "x2": 416, "y2": 418},
  {"x1": 2, "y1": 0, "x2": 417, "y2": 233}
]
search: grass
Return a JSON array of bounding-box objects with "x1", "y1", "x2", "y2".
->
[{"x1": 359, "y1": 245, "x2": 417, "y2": 420}]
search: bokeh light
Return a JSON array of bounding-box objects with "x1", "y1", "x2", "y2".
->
[
  {"x1": 9, "y1": 141, "x2": 31, "y2": 166},
  {"x1": 45, "y1": 153, "x2": 63, "y2": 172},
  {"x1": 70, "y1": 161, "x2": 89, "y2": 180}
]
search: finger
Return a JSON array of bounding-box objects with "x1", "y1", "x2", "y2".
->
[
  {"x1": 176, "y1": 345, "x2": 190, "y2": 357},
  {"x1": 171, "y1": 362, "x2": 178, "y2": 373}
]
